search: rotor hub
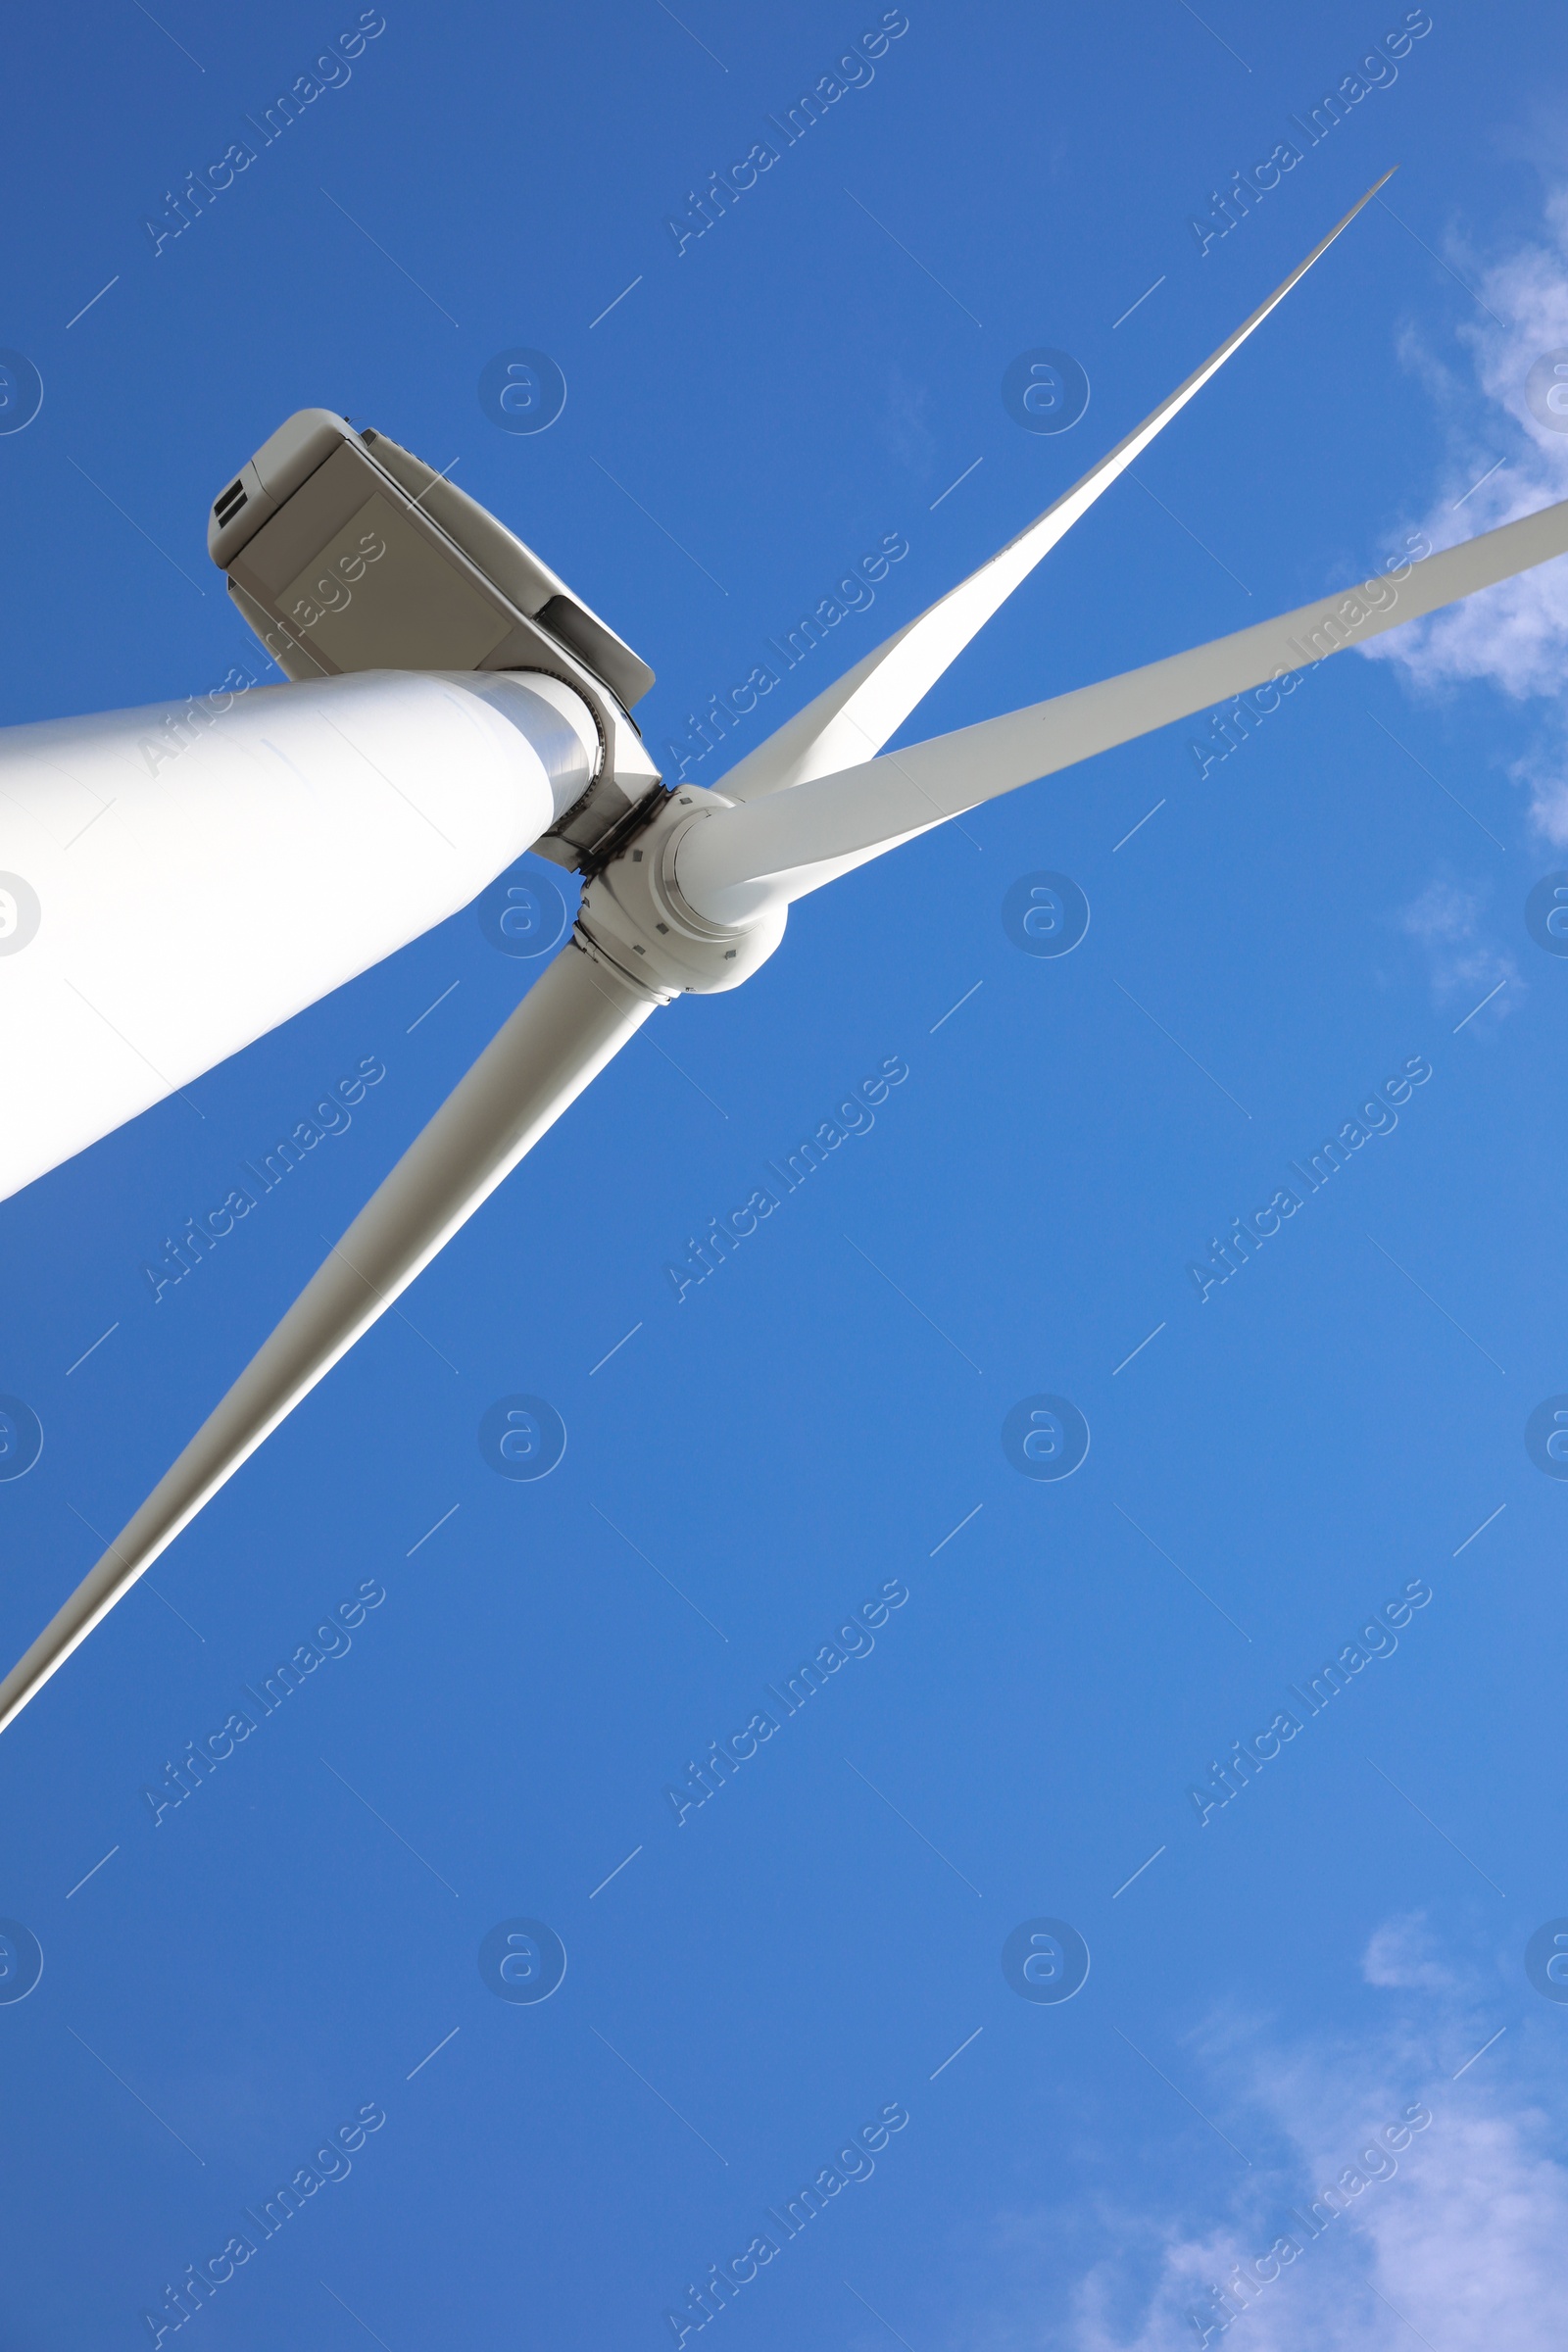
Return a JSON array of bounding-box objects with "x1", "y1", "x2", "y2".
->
[{"x1": 574, "y1": 787, "x2": 786, "y2": 1002}]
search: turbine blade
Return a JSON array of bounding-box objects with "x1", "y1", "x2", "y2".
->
[
  {"x1": 0, "y1": 941, "x2": 655, "y2": 1740},
  {"x1": 0, "y1": 669, "x2": 597, "y2": 1202},
  {"x1": 678, "y1": 496, "x2": 1568, "y2": 920},
  {"x1": 716, "y1": 171, "x2": 1396, "y2": 807}
]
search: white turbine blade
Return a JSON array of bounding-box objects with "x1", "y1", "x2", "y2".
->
[
  {"x1": 716, "y1": 172, "x2": 1396, "y2": 807},
  {"x1": 0, "y1": 668, "x2": 597, "y2": 1202},
  {"x1": 0, "y1": 941, "x2": 654, "y2": 1740},
  {"x1": 679, "y1": 495, "x2": 1568, "y2": 921}
]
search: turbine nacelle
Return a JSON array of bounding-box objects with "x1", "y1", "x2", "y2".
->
[
  {"x1": 209, "y1": 404, "x2": 663, "y2": 871},
  {"x1": 11, "y1": 172, "x2": 1568, "y2": 1741}
]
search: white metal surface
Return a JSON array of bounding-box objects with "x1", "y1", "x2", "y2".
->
[
  {"x1": 11, "y1": 179, "x2": 1568, "y2": 1741},
  {"x1": 0, "y1": 668, "x2": 595, "y2": 1201},
  {"x1": 714, "y1": 172, "x2": 1396, "y2": 808},
  {"x1": 678, "y1": 497, "x2": 1568, "y2": 923},
  {"x1": 0, "y1": 940, "x2": 654, "y2": 1740}
]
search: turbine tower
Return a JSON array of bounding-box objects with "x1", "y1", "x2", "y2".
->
[{"x1": 2, "y1": 176, "x2": 1562, "y2": 1737}]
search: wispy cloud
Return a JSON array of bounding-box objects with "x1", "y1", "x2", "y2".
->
[
  {"x1": 881, "y1": 363, "x2": 938, "y2": 476},
  {"x1": 965, "y1": 1918, "x2": 1568, "y2": 2352},
  {"x1": 1361, "y1": 188, "x2": 1568, "y2": 843},
  {"x1": 1396, "y1": 878, "x2": 1518, "y2": 1025}
]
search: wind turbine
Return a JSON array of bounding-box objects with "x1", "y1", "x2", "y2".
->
[{"x1": 1, "y1": 175, "x2": 1561, "y2": 1738}]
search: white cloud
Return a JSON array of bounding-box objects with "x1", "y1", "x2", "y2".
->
[
  {"x1": 964, "y1": 1921, "x2": 1568, "y2": 2352},
  {"x1": 1359, "y1": 189, "x2": 1568, "y2": 841},
  {"x1": 1396, "y1": 877, "x2": 1518, "y2": 1022},
  {"x1": 1362, "y1": 1913, "x2": 1459, "y2": 1994},
  {"x1": 881, "y1": 364, "x2": 937, "y2": 476}
]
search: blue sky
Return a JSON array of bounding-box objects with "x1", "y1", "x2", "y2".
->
[{"x1": 2, "y1": 2, "x2": 1568, "y2": 2346}]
